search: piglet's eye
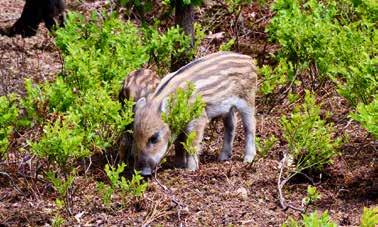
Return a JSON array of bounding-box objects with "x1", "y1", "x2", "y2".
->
[{"x1": 148, "y1": 132, "x2": 159, "y2": 144}]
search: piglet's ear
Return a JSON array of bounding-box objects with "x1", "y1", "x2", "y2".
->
[
  {"x1": 160, "y1": 97, "x2": 169, "y2": 113},
  {"x1": 135, "y1": 97, "x2": 146, "y2": 110}
]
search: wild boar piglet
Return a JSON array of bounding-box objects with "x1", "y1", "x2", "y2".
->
[
  {"x1": 133, "y1": 51, "x2": 257, "y2": 176},
  {"x1": 118, "y1": 69, "x2": 160, "y2": 163}
]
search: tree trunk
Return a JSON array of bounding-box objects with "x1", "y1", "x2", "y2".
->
[{"x1": 171, "y1": 1, "x2": 195, "y2": 72}]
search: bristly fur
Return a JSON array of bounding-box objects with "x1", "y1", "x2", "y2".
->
[
  {"x1": 118, "y1": 69, "x2": 160, "y2": 163},
  {"x1": 133, "y1": 52, "x2": 258, "y2": 176}
]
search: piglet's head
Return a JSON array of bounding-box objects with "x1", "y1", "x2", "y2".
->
[{"x1": 132, "y1": 97, "x2": 171, "y2": 176}]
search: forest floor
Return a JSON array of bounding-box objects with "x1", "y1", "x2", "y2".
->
[{"x1": 0, "y1": 0, "x2": 377, "y2": 226}]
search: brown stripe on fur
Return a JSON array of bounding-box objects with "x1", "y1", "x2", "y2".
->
[{"x1": 154, "y1": 52, "x2": 252, "y2": 97}]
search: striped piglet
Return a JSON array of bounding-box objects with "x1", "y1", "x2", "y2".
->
[
  {"x1": 133, "y1": 52, "x2": 258, "y2": 176},
  {"x1": 118, "y1": 69, "x2": 160, "y2": 163}
]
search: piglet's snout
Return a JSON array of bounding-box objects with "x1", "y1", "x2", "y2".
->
[{"x1": 136, "y1": 154, "x2": 157, "y2": 176}]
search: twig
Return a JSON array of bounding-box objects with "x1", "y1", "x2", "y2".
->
[
  {"x1": 277, "y1": 154, "x2": 305, "y2": 212},
  {"x1": 84, "y1": 157, "x2": 92, "y2": 175},
  {"x1": 0, "y1": 171, "x2": 22, "y2": 194},
  {"x1": 142, "y1": 200, "x2": 173, "y2": 227},
  {"x1": 153, "y1": 174, "x2": 187, "y2": 224}
]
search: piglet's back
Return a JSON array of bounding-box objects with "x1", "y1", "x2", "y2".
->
[{"x1": 152, "y1": 52, "x2": 257, "y2": 105}]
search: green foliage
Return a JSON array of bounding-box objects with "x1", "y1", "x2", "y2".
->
[
  {"x1": 55, "y1": 12, "x2": 148, "y2": 93},
  {"x1": 220, "y1": 38, "x2": 235, "y2": 51},
  {"x1": 120, "y1": 170, "x2": 148, "y2": 198},
  {"x1": 19, "y1": 79, "x2": 46, "y2": 127},
  {"x1": 180, "y1": 131, "x2": 198, "y2": 155},
  {"x1": 361, "y1": 207, "x2": 378, "y2": 227},
  {"x1": 302, "y1": 211, "x2": 337, "y2": 227},
  {"x1": 30, "y1": 117, "x2": 90, "y2": 169},
  {"x1": 52, "y1": 214, "x2": 65, "y2": 227},
  {"x1": 265, "y1": 0, "x2": 377, "y2": 105},
  {"x1": 46, "y1": 171, "x2": 76, "y2": 209},
  {"x1": 105, "y1": 163, "x2": 127, "y2": 189},
  {"x1": 256, "y1": 135, "x2": 278, "y2": 158},
  {"x1": 69, "y1": 89, "x2": 134, "y2": 152},
  {"x1": 225, "y1": 0, "x2": 252, "y2": 12},
  {"x1": 0, "y1": 95, "x2": 19, "y2": 158},
  {"x1": 281, "y1": 91, "x2": 340, "y2": 172},
  {"x1": 143, "y1": 25, "x2": 192, "y2": 75},
  {"x1": 283, "y1": 210, "x2": 337, "y2": 227},
  {"x1": 162, "y1": 82, "x2": 206, "y2": 141},
  {"x1": 303, "y1": 185, "x2": 321, "y2": 206},
  {"x1": 43, "y1": 77, "x2": 76, "y2": 113},
  {"x1": 258, "y1": 61, "x2": 291, "y2": 95},
  {"x1": 96, "y1": 182, "x2": 114, "y2": 207},
  {"x1": 98, "y1": 163, "x2": 148, "y2": 206},
  {"x1": 351, "y1": 97, "x2": 378, "y2": 138}
]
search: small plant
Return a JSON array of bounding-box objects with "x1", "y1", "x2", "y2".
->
[
  {"x1": 282, "y1": 210, "x2": 337, "y2": 227},
  {"x1": 143, "y1": 25, "x2": 192, "y2": 75},
  {"x1": 96, "y1": 181, "x2": 113, "y2": 207},
  {"x1": 351, "y1": 97, "x2": 378, "y2": 138},
  {"x1": 162, "y1": 82, "x2": 205, "y2": 142},
  {"x1": 52, "y1": 214, "x2": 65, "y2": 227},
  {"x1": 46, "y1": 170, "x2": 76, "y2": 213},
  {"x1": 256, "y1": 135, "x2": 278, "y2": 158},
  {"x1": 19, "y1": 79, "x2": 46, "y2": 127},
  {"x1": 281, "y1": 91, "x2": 340, "y2": 172},
  {"x1": 220, "y1": 38, "x2": 235, "y2": 51},
  {"x1": 29, "y1": 117, "x2": 91, "y2": 171},
  {"x1": 97, "y1": 163, "x2": 148, "y2": 207},
  {"x1": 302, "y1": 210, "x2": 337, "y2": 227},
  {"x1": 360, "y1": 207, "x2": 378, "y2": 227},
  {"x1": 161, "y1": 82, "x2": 205, "y2": 157},
  {"x1": 278, "y1": 91, "x2": 340, "y2": 211},
  {"x1": 0, "y1": 95, "x2": 19, "y2": 158},
  {"x1": 302, "y1": 185, "x2": 321, "y2": 208},
  {"x1": 180, "y1": 131, "x2": 198, "y2": 155}
]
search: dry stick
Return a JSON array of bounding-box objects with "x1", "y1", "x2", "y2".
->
[
  {"x1": 84, "y1": 157, "x2": 92, "y2": 175},
  {"x1": 142, "y1": 200, "x2": 173, "y2": 227},
  {"x1": 0, "y1": 171, "x2": 22, "y2": 194},
  {"x1": 277, "y1": 154, "x2": 305, "y2": 212}
]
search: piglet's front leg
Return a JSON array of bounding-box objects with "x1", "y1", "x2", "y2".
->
[{"x1": 176, "y1": 113, "x2": 208, "y2": 171}]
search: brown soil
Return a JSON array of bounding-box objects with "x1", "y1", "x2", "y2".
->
[{"x1": 0, "y1": 1, "x2": 377, "y2": 226}]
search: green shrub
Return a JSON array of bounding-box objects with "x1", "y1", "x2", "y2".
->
[
  {"x1": 0, "y1": 95, "x2": 19, "y2": 158},
  {"x1": 19, "y1": 79, "x2": 46, "y2": 127},
  {"x1": 52, "y1": 214, "x2": 65, "y2": 227},
  {"x1": 303, "y1": 185, "x2": 321, "y2": 207},
  {"x1": 97, "y1": 163, "x2": 148, "y2": 206},
  {"x1": 43, "y1": 77, "x2": 76, "y2": 113},
  {"x1": 256, "y1": 135, "x2": 278, "y2": 158},
  {"x1": 55, "y1": 12, "x2": 148, "y2": 94},
  {"x1": 281, "y1": 91, "x2": 340, "y2": 172},
  {"x1": 46, "y1": 170, "x2": 76, "y2": 209},
  {"x1": 360, "y1": 207, "x2": 378, "y2": 227},
  {"x1": 162, "y1": 82, "x2": 205, "y2": 144},
  {"x1": 265, "y1": 0, "x2": 377, "y2": 105},
  {"x1": 29, "y1": 116, "x2": 90, "y2": 170},
  {"x1": 283, "y1": 210, "x2": 337, "y2": 227},
  {"x1": 69, "y1": 89, "x2": 133, "y2": 152},
  {"x1": 219, "y1": 38, "x2": 235, "y2": 51},
  {"x1": 351, "y1": 97, "x2": 378, "y2": 138},
  {"x1": 143, "y1": 25, "x2": 192, "y2": 75}
]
